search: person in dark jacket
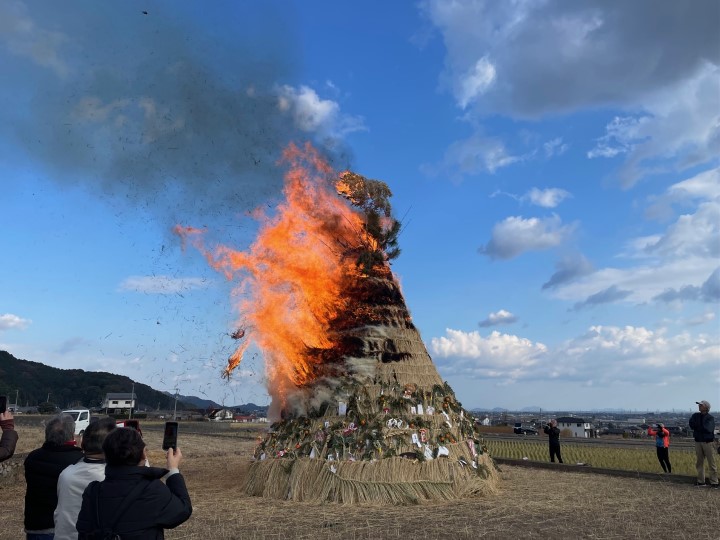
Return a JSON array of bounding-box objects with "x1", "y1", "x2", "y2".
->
[
  {"x1": 689, "y1": 400, "x2": 718, "y2": 487},
  {"x1": 24, "y1": 413, "x2": 83, "y2": 539},
  {"x1": 0, "y1": 409, "x2": 19, "y2": 462},
  {"x1": 76, "y1": 427, "x2": 192, "y2": 539},
  {"x1": 543, "y1": 419, "x2": 563, "y2": 463}
]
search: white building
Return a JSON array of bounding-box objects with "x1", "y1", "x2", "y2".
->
[
  {"x1": 556, "y1": 416, "x2": 594, "y2": 438},
  {"x1": 104, "y1": 393, "x2": 136, "y2": 413}
]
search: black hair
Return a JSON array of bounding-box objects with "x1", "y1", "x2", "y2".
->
[
  {"x1": 81, "y1": 417, "x2": 117, "y2": 454},
  {"x1": 102, "y1": 427, "x2": 146, "y2": 466}
]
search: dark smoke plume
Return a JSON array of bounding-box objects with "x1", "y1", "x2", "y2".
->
[{"x1": 2, "y1": 1, "x2": 351, "y2": 233}]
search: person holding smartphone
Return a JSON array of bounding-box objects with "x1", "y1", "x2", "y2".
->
[
  {"x1": 0, "y1": 401, "x2": 18, "y2": 463},
  {"x1": 76, "y1": 427, "x2": 192, "y2": 539}
]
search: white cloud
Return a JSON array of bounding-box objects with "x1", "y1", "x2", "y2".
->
[
  {"x1": 421, "y1": 0, "x2": 719, "y2": 116},
  {"x1": 523, "y1": 187, "x2": 571, "y2": 208},
  {"x1": 479, "y1": 214, "x2": 576, "y2": 260},
  {"x1": 543, "y1": 137, "x2": 569, "y2": 157},
  {"x1": 0, "y1": 313, "x2": 31, "y2": 331},
  {"x1": 118, "y1": 275, "x2": 212, "y2": 294},
  {"x1": 420, "y1": 1, "x2": 720, "y2": 185},
  {"x1": 276, "y1": 84, "x2": 367, "y2": 137},
  {"x1": 458, "y1": 55, "x2": 496, "y2": 108},
  {"x1": 667, "y1": 167, "x2": 720, "y2": 200},
  {"x1": 587, "y1": 65, "x2": 720, "y2": 187},
  {"x1": 0, "y1": 0, "x2": 70, "y2": 77},
  {"x1": 431, "y1": 329, "x2": 547, "y2": 379},
  {"x1": 556, "y1": 325, "x2": 720, "y2": 383},
  {"x1": 479, "y1": 309, "x2": 517, "y2": 327},
  {"x1": 644, "y1": 201, "x2": 720, "y2": 260},
  {"x1": 551, "y1": 168, "x2": 720, "y2": 304},
  {"x1": 421, "y1": 133, "x2": 523, "y2": 179},
  {"x1": 431, "y1": 324, "x2": 719, "y2": 386}
]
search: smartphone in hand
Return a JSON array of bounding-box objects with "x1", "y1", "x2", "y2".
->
[
  {"x1": 162, "y1": 421, "x2": 178, "y2": 450},
  {"x1": 0, "y1": 396, "x2": 7, "y2": 414}
]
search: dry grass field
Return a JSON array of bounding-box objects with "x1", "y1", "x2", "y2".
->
[{"x1": 1, "y1": 421, "x2": 718, "y2": 539}]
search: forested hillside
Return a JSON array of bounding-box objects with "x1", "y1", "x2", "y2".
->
[{"x1": 0, "y1": 350, "x2": 193, "y2": 410}]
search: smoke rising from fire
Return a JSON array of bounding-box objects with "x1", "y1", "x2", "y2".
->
[{"x1": 1, "y1": 1, "x2": 352, "y2": 231}]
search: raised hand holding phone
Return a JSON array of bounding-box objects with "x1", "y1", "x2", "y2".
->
[{"x1": 166, "y1": 446, "x2": 182, "y2": 470}]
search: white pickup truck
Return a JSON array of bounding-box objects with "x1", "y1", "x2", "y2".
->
[{"x1": 62, "y1": 409, "x2": 91, "y2": 436}]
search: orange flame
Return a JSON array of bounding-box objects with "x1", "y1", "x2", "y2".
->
[{"x1": 176, "y1": 143, "x2": 371, "y2": 410}]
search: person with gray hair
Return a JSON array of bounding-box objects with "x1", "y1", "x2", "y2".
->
[
  {"x1": 54, "y1": 417, "x2": 117, "y2": 540},
  {"x1": 24, "y1": 413, "x2": 83, "y2": 540},
  {"x1": 689, "y1": 400, "x2": 718, "y2": 487}
]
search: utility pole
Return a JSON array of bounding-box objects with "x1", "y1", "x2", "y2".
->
[
  {"x1": 173, "y1": 389, "x2": 179, "y2": 421},
  {"x1": 129, "y1": 382, "x2": 135, "y2": 419},
  {"x1": 14, "y1": 389, "x2": 18, "y2": 412}
]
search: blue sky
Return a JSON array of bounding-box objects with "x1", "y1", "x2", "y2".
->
[{"x1": 1, "y1": 0, "x2": 718, "y2": 411}]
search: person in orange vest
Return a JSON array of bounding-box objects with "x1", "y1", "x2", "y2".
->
[{"x1": 647, "y1": 423, "x2": 671, "y2": 473}]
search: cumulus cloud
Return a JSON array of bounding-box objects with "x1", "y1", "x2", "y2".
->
[
  {"x1": 643, "y1": 201, "x2": 720, "y2": 260},
  {"x1": 523, "y1": 187, "x2": 572, "y2": 208},
  {"x1": 118, "y1": 275, "x2": 212, "y2": 294},
  {"x1": 550, "y1": 167, "x2": 720, "y2": 304},
  {"x1": 0, "y1": 313, "x2": 31, "y2": 331},
  {"x1": 276, "y1": 84, "x2": 367, "y2": 137},
  {"x1": 542, "y1": 254, "x2": 594, "y2": 290},
  {"x1": 431, "y1": 329, "x2": 547, "y2": 379},
  {"x1": 478, "y1": 309, "x2": 517, "y2": 327},
  {"x1": 421, "y1": 0, "x2": 719, "y2": 116},
  {"x1": 420, "y1": 0, "x2": 720, "y2": 184},
  {"x1": 587, "y1": 65, "x2": 720, "y2": 187},
  {"x1": 572, "y1": 285, "x2": 633, "y2": 311},
  {"x1": 431, "y1": 324, "x2": 719, "y2": 385},
  {"x1": 555, "y1": 325, "x2": 720, "y2": 383},
  {"x1": 645, "y1": 167, "x2": 720, "y2": 221},
  {"x1": 479, "y1": 215, "x2": 576, "y2": 260}
]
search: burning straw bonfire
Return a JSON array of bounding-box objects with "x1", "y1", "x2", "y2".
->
[{"x1": 176, "y1": 143, "x2": 498, "y2": 504}]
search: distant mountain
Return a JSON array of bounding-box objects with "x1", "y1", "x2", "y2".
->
[
  {"x1": 232, "y1": 402, "x2": 269, "y2": 415},
  {"x1": 164, "y1": 392, "x2": 220, "y2": 410},
  {"x1": 0, "y1": 350, "x2": 195, "y2": 410}
]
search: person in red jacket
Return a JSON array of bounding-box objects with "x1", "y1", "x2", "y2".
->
[{"x1": 647, "y1": 423, "x2": 671, "y2": 473}]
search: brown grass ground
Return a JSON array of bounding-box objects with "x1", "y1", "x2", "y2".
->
[{"x1": 2, "y1": 423, "x2": 718, "y2": 539}]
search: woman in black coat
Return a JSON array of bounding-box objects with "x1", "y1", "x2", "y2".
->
[{"x1": 76, "y1": 427, "x2": 192, "y2": 539}]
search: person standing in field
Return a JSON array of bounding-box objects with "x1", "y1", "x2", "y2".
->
[
  {"x1": 689, "y1": 400, "x2": 718, "y2": 487},
  {"x1": 543, "y1": 419, "x2": 563, "y2": 463},
  {"x1": 647, "y1": 423, "x2": 671, "y2": 473},
  {"x1": 54, "y1": 417, "x2": 117, "y2": 540}
]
